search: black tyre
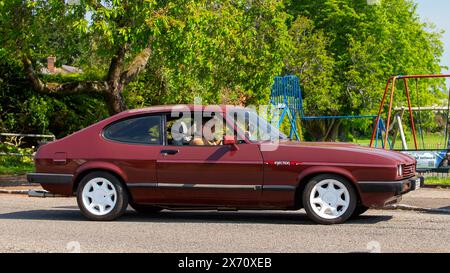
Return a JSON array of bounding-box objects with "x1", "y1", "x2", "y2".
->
[
  {"x1": 351, "y1": 205, "x2": 369, "y2": 218},
  {"x1": 76, "y1": 171, "x2": 128, "y2": 221},
  {"x1": 130, "y1": 203, "x2": 163, "y2": 214},
  {"x1": 302, "y1": 174, "x2": 357, "y2": 225}
]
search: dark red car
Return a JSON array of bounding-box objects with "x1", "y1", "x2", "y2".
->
[{"x1": 27, "y1": 105, "x2": 422, "y2": 224}]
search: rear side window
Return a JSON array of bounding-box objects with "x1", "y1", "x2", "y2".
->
[{"x1": 103, "y1": 115, "x2": 162, "y2": 145}]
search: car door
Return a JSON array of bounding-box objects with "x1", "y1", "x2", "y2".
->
[
  {"x1": 156, "y1": 112, "x2": 264, "y2": 206},
  {"x1": 102, "y1": 114, "x2": 166, "y2": 204}
]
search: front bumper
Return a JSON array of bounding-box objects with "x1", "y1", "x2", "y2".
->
[{"x1": 358, "y1": 176, "x2": 423, "y2": 195}]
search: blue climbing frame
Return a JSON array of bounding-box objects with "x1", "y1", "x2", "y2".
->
[
  {"x1": 270, "y1": 75, "x2": 380, "y2": 141},
  {"x1": 270, "y1": 76, "x2": 302, "y2": 140}
]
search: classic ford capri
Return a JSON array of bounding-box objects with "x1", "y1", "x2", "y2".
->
[{"x1": 27, "y1": 105, "x2": 422, "y2": 224}]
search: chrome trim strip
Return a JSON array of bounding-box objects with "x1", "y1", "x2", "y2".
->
[
  {"x1": 128, "y1": 183, "x2": 295, "y2": 191},
  {"x1": 160, "y1": 183, "x2": 258, "y2": 190},
  {"x1": 300, "y1": 162, "x2": 393, "y2": 168},
  {"x1": 358, "y1": 181, "x2": 398, "y2": 184},
  {"x1": 157, "y1": 160, "x2": 262, "y2": 164}
]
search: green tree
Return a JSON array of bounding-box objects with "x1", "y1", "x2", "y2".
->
[
  {"x1": 0, "y1": 0, "x2": 171, "y2": 115},
  {"x1": 283, "y1": 16, "x2": 341, "y2": 140},
  {"x1": 125, "y1": 0, "x2": 291, "y2": 107},
  {"x1": 287, "y1": 0, "x2": 445, "y2": 140},
  {"x1": 0, "y1": 0, "x2": 446, "y2": 142},
  {"x1": 0, "y1": 0, "x2": 291, "y2": 116}
]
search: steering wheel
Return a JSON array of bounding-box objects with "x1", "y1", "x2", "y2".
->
[{"x1": 172, "y1": 121, "x2": 192, "y2": 144}]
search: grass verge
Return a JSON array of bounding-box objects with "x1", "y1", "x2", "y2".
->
[
  {"x1": 0, "y1": 163, "x2": 33, "y2": 175},
  {"x1": 423, "y1": 176, "x2": 450, "y2": 185}
]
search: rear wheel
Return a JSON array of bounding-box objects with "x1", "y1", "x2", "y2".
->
[
  {"x1": 302, "y1": 174, "x2": 357, "y2": 225},
  {"x1": 130, "y1": 203, "x2": 162, "y2": 214},
  {"x1": 76, "y1": 171, "x2": 128, "y2": 221}
]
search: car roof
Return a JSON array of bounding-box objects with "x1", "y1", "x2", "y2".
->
[{"x1": 118, "y1": 104, "x2": 248, "y2": 117}]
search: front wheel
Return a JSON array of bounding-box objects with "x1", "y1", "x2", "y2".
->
[
  {"x1": 302, "y1": 174, "x2": 357, "y2": 225},
  {"x1": 351, "y1": 205, "x2": 369, "y2": 218},
  {"x1": 76, "y1": 171, "x2": 128, "y2": 221}
]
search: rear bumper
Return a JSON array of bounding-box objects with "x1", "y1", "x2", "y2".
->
[
  {"x1": 27, "y1": 173, "x2": 73, "y2": 184},
  {"x1": 358, "y1": 176, "x2": 423, "y2": 195},
  {"x1": 27, "y1": 173, "x2": 74, "y2": 196}
]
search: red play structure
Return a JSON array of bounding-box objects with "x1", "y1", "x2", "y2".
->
[{"x1": 370, "y1": 74, "x2": 450, "y2": 171}]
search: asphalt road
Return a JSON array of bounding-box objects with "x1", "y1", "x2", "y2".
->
[{"x1": 0, "y1": 195, "x2": 449, "y2": 253}]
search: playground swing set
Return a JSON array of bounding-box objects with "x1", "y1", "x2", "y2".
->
[
  {"x1": 369, "y1": 74, "x2": 450, "y2": 171},
  {"x1": 270, "y1": 74, "x2": 450, "y2": 172}
]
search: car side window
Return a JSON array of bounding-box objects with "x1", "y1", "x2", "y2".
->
[
  {"x1": 104, "y1": 115, "x2": 162, "y2": 145},
  {"x1": 165, "y1": 112, "x2": 241, "y2": 146}
]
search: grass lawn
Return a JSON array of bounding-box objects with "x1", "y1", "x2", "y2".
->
[
  {"x1": 423, "y1": 176, "x2": 450, "y2": 185},
  {"x1": 352, "y1": 133, "x2": 447, "y2": 150},
  {"x1": 0, "y1": 147, "x2": 35, "y2": 174}
]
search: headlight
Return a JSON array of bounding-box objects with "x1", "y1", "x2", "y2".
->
[{"x1": 397, "y1": 165, "x2": 403, "y2": 177}]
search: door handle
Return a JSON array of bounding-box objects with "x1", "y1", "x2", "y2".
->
[{"x1": 160, "y1": 149, "x2": 179, "y2": 155}]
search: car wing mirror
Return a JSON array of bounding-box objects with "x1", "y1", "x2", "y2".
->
[{"x1": 223, "y1": 135, "x2": 239, "y2": 151}]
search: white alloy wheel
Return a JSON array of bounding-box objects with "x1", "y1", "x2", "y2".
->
[
  {"x1": 81, "y1": 177, "x2": 117, "y2": 216},
  {"x1": 309, "y1": 179, "x2": 350, "y2": 220}
]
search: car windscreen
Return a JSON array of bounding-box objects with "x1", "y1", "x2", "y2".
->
[{"x1": 227, "y1": 109, "x2": 288, "y2": 142}]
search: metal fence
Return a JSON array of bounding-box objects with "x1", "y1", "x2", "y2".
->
[
  {"x1": 0, "y1": 133, "x2": 55, "y2": 157},
  {"x1": 420, "y1": 171, "x2": 450, "y2": 178}
]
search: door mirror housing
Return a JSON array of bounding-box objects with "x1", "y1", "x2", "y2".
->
[
  {"x1": 223, "y1": 135, "x2": 239, "y2": 150},
  {"x1": 223, "y1": 135, "x2": 237, "y2": 145}
]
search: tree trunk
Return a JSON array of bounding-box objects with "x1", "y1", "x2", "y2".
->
[
  {"x1": 105, "y1": 85, "x2": 127, "y2": 115},
  {"x1": 323, "y1": 119, "x2": 341, "y2": 141},
  {"x1": 21, "y1": 43, "x2": 153, "y2": 116},
  {"x1": 105, "y1": 46, "x2": 127, "y2": 114},
  {"x1": 104, "y1": 44, "x2": 153, "y2": 115},
  {"x1": 329, "y1": 121, "x2": 341, "y2": 141}
]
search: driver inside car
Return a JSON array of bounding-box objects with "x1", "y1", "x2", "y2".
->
[{"x1": 190, "y1": 117, "x2": 223, "y2": 146}]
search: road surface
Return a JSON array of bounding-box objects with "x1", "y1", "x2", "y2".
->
[{"x1": 0, "y1": 194, "x2": 448, "y2": 253}]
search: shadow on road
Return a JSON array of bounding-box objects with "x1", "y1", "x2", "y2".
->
[{"x1": 0, "y1": 208, "x2": 393, "y2": 225}]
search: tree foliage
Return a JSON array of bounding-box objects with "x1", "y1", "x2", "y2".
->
[
  {"x1": 286, "y1": 0, "x2": 445, "y2": 140},
  {"x1": 0, "y1": 0, "x2": 446, "y2": 141},
  {"x1": 125, "y1": 0, "x2": 290, "y2": 107}
]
